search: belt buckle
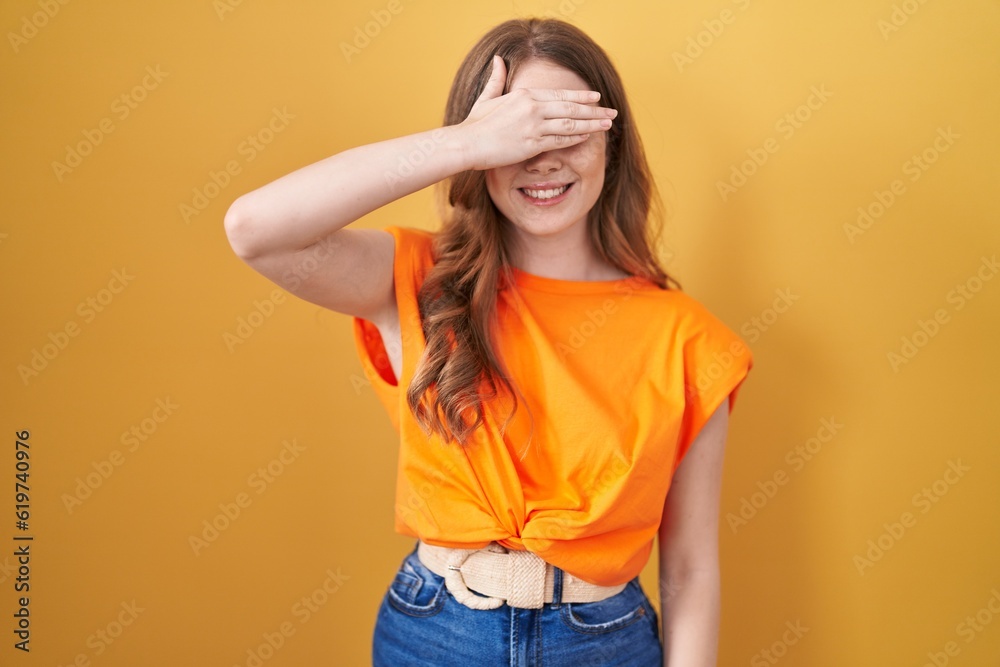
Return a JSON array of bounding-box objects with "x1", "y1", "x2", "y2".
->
[
  {"x1": 443, "y1": 543, "x2": 548, "y2": 610},
  {"x1": 443, "y1": 548, "x2": 506, "y2": 610},
  {"x1": 503, "y1": 548, "x2": 547, "y2": 609}
]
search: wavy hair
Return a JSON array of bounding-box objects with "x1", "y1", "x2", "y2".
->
[{"x1": 406, "y1": 17, "x2": 680, "y2": 446}]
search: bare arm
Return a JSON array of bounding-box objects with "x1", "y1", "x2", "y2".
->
[
  {"x1": 222, "y1": 126, "x2": 466, "y2": 325},
  {"x1": 222, "y1": 55, "x2": 618, "y2": 325},
  {"x1": 658, "y1": 397, "x2": 730, "y2": 667}
]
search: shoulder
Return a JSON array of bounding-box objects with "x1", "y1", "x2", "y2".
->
[
  {"x1": 383, "y1": 225, "x2": 438, "y2": 269},
  {"x1": 634, "y1": 286, "x2": 733, "y2": 330},
  {"x1": 383, "y1": 224, "x2": 435, "y2": 247}
]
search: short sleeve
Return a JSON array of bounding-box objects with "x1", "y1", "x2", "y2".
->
[
  {"x1": 351, "y1": 225, "x2": 435, "y2": 432},
  {"x1": 353, "y1": 317, "x2": 399, "y2": 429},
  {"x1": 673, "y1": 296, "x2": 753, "y2": 469}
]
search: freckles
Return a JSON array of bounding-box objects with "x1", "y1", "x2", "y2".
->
[
  {"x1": 484, "y1": 171, "x2": 508, "y2": 199},
  {"x1": 486, "y1": 166, "x2": 516, "y2": 188},
  {"x1": 576, "y1": 133, "x2": 607, "y2": 159}
]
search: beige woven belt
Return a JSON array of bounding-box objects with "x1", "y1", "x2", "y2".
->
[{"x1": 416, "y1": 540, "x2": 626, "y2": 610}]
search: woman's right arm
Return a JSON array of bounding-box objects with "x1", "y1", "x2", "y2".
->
[
  {"x1": 223, "y1": 55, "x2": 617, "y2": 326},
  {"x1": 223, "y1": 125, "x2": 469, "y2": 325}
]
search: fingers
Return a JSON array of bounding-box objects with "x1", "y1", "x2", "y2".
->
[
  {"x1": 478, "y1": 54, "x2": 507, "y2": 101},
  {"x1": 537, "y1": 99, "x2": 617, "y2": 126},
  {"x1": 540, "y1": 116, "x2": 615, "y2": 137},
  {"x1": 526, "y1": 94, "x2": 616, "y2": 127},
  {"x1": 548, "y1": 133, "x2": 592, "y2": 149},
  {"x1": 529, "y1": 87, "x2": 603, "y2": 104}
]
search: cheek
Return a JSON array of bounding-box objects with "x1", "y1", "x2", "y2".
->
[
  {"x1": 573, "y1": 137, "x2": 607, "y2": 179},
  {"x1": 485, "y1": 168, "x2": 510, "y2": 200}
]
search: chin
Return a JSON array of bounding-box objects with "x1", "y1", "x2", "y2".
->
[{"x1": 502, "y1": 213, "x2": 586, "y2": 239}]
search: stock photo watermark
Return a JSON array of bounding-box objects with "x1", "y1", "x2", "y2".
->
[
  {"x1": 852, "y1": 458, "x2": 970, "y2": 575},
  {"x1": 739, "y1": 288, "x2": 799, "y2": 343},
  {"x1": 541, "y1": 0, "x2": 588, "y2": 20},
  {"x1": 11, "y1": 428, "x2": 33, "y2": 651},
  {"x1": 395, "y1": 457, "x2": 461, "y2": 526},
  {"x1": 7, "y1": 0, "x2": 71, "y2": 53},
  {"x1": 750, "y1": 619, "x2": 809, "y2": 667},
  {"x1": 231, "y1": 567, "x2": 349, "y2": 667},
  {"x1": 689, "y1": 285, "x2": 797, "y2": 404},
  {"x1": 919, "y1": 588, "x2": 1000, "y2": 667},
  {"x1": 0, "y1": 556, "x2": 16, "y2": 585},
  {"x1": 214, "y1": 0, "x2": 251, "y2": 21},
  {"x1": 17, "y1": 268, "x2": 135, "y2": 386},
  {"x1": 339, "y1": 0, "x2": 412, "y2": 63},
  {"x1": 877, "y1": 0, "x2": 934, "y2": 40},
  {"x1": 886, "y1": 253, "x2": 996, "y2": 372},
  {"x1": 383, "y1": 129, "x2": 447, "y2": 192},
  {"x1": 716, "y1": 85, "x2": 832, "y2": 202},
  {"x1": 223, "y1": 289, "x2": 288, "y2": 352},
  {"x1": 54, "y1": 600, "x2": 145, "y2": 666},
  {"x1": 189, "y1": 438, "x2": 306, "y2": 556},
  {"x1": 61, "y1": 397, "x2": 179, "y2": 514},
  {"x1": 180, "y1": 107, "x2": 295, "y2": 224},
  {"x1": 554, "y1": 275, "x2": 649, "y2": 360},
  {"x1": 350, "y1": 307, "x2": 421, "y2": 395},
  {"x1": 844, "y1": 126, "x2": 959, "y2": 243},
  {"x1": 51, "y1": 65, "x2": 169, "y2": 182},
  {"x1": 727, "y1": 417, "x2": 843, "y2": 534},
  {"x1": 671, "y1": 0, "x2": 754, "y2": 72}
]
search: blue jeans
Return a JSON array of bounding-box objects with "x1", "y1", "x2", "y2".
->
[{"x1": 372, "y1": 542, "x2": 663, "y2": 666}]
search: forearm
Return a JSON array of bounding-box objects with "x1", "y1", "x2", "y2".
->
[
  {"x1": 224, "y1": 124, "x2": 470, "y2": 259},
  {"x1": 659, "y1": 568, "x2": 721, "y2": 667}
]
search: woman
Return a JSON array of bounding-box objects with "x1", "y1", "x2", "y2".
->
[{"x1": 225, "y1": 17, "x2": 752, "y2": 667}]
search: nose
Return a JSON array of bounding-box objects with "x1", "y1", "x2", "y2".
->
[{"x1": 524, "y1": 148, "x2": 563, "y2": 174}]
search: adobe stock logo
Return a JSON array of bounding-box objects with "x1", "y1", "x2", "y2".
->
[
  {"x1": 541, "y1": 0, "x2": 588, "y2": 20},
  {"x1": 179, "y1": 107, "x2": 295, "y2": 224},
  {"x1": 339, "y1": 0, "x2": 412, "y2": 63},
  {"x1": 750, "y1": 619, "x2": 809, "y2": 667},
  {"x1": 877, "y1": 0, "x2": 934, "y2": 40},
  {"x1": 7, "y1": 0, "x2": 71, "y2": 54},
  {"x1": 844, "y1": 126, "x2": 959, "y2": 244},
  {"x1": 671, "y1": 0, "x2": 754, "y2": 72},
  {"x1": 56, "y1": 600, "x2": 145, "y2": 665},
  {"x1": 61, "y1": 398, "x2": 179, "y2": 514},
  {"x1": 921, "y1": 588, "x2": 1000, "y2": 667},
  {"x1": 17, "y1": 268, "x2": 135, "y2": 385},
  {"x1": 223, "y1": 290, "x2": 287, "y2": 353},
  {"x1": 852, "y1": 459, "x2": 970, "y2": 575},
  {"x1": 727, "y1": 417, "x2": 843, "y2": 534},
  {"x1": 739, "y1": 288, "x2": 798, "y2": 344},
  {"x1": 886, "y1": 254, "x2": 997, "y2": 372},
  {"x1": 231, "y1": 567, "x2": 350, "y2": 667},
  {"x1": 51, "y1": 66, "x2": 169, "y2": 182},
  {"x1": 383, "y1": 129, "x2": 447, "y2": 192},
  {"x1": 716, "y1": 85, "x2": 832, "y2": 202},
  {"x1": 189, "y1": 439, "x2": 306, "y2": 556},
  {"x1": 213, "y1": 0, "x2": 250, "y2": 21}
]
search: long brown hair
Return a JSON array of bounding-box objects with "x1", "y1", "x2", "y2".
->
[{"x1": 406, "y1": 17, "x2": 680, "y2": 446}]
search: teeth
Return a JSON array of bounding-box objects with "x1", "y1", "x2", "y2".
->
[{"x1": 523, "y1": 185, "x2": 569, "y2": 200}]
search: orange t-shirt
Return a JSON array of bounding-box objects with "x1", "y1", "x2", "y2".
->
[{"x1": 352, "y1": 225, "x2": 753, "y2": 586}]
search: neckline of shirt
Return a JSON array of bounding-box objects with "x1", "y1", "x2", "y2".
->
[{"x1": 508, "y1": 265, "x2": 649, "y2": 295}]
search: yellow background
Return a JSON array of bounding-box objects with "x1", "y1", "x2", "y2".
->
[{"x1": 2, "y1": 0, "x2": 998, "y2": 665}]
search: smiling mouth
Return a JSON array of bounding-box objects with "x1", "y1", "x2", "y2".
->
[{"x1": 519, "y1": 183, "x2": 574, "y2": 201}]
